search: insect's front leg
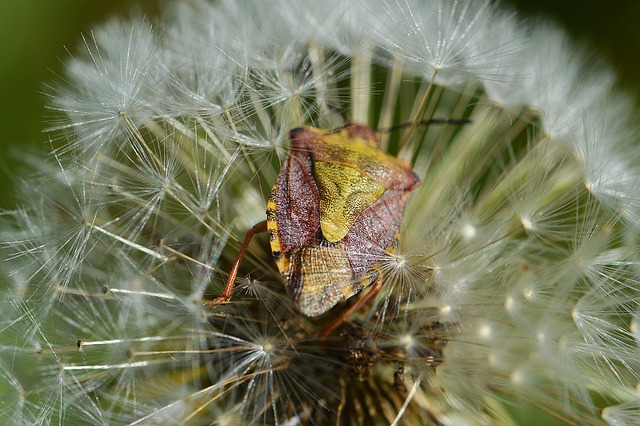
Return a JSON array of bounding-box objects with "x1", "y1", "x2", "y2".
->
[{"x1": 204, "y1": 220, "x2": 268, "y2": 306}]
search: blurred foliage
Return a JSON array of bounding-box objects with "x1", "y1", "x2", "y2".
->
[
  {"x1": 506, "y1": 0, "x2": 640, "y2": 95},
  {"x1": 0, "y1": 0, "x2": 638, "y2": 208},
  {"x1": 0, "y1": 0, "x2": 157, "y2": 207}
]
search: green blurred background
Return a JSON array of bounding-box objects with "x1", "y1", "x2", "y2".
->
[{"x1": 0, "y1": 0, "x2": 639, "y2": 208}]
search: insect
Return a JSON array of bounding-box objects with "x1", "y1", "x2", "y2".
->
[{"x1": 208, "y1": 123, "x2": 420, "y2": 319}]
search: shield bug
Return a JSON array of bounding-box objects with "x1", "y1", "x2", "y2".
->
[{"x1": 208, "y1": 123, "x2": 420, "y2": 318}]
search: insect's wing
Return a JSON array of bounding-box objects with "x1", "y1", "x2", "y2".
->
[
  {"x1": 286, "y1": 239, "x2": 359, "y2": 317},
  {"x1": 344, "y1": 189, "x2": 409, "y2": 277},
  {"x1": 284, "y1": 189, "x2": 410, "y2": 317},
  {"x1": 275, "y1": 146, "x2": 320, "y2": 253}
]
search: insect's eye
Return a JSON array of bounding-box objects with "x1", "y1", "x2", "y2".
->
[{"x1": 288, "y1": 127, "x2": 305, "y2": 140}]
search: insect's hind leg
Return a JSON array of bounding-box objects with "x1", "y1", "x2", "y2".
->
[
  {"x1": 204, "y1": 220, "x2": 268, "y2": 306},
  {"x1": 318, "y1": 274, "x2": 384, "y2": 339}
]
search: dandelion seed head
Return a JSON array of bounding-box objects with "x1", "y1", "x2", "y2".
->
[
  {"x1": 374, "y1": 0, "x2": 524, "y2": 85},
  {"x1": 602, "y1": 399, "x2": 640, "y2": 426},
  {"x1": 440, "y1": 304, "x2": 452, "y2": 316},
  {"x1": 522, "y1": 284, "x2": 535, "y2": 301},
  {"x1": 536, "y1": 331, "x2": 547, "y2": 346},
  {"x1": 2, "y1": 0, "x2": 639, "y2": 424},
  {"x1": 460, "y1": 222, "x2": 476, "y2": 241},
  {"x1": 510, "y1": 367, "x2": 527, "y2": 386},
  {"x1": 399, "y1": 333, "x2": 416, "y2": 351},
  {"x1": 392, "y1": 252, "x2": 406, "y2": 268},
  {"x1": 477, "y1": 323, "x2": 492, "y2": 340},
  {"x1": 504, "y1": 295, "x2": 516, "y2": 313},
  {"x1": 520, "y1": 215, "x2": 533, "y2": 231}
]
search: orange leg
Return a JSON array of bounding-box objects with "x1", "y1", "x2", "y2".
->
[
  {"x1": 318, "y1": 276, "x2": 383, "y2": 339},
  {"x1": 204, "y1": 220, "x2": 268, "y2": 305}
]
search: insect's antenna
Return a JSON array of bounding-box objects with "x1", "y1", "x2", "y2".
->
[
  {"x1": 378, "y1": 118, "x2": 471, "y2": 134},
  {"x1": 397, "y1": 73, "x2": 438, "y2": 150}
]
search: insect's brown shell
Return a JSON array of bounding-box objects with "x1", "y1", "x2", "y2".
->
[{"x1": 267, "y1": 124, "x2": 420, "y2": 316}]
